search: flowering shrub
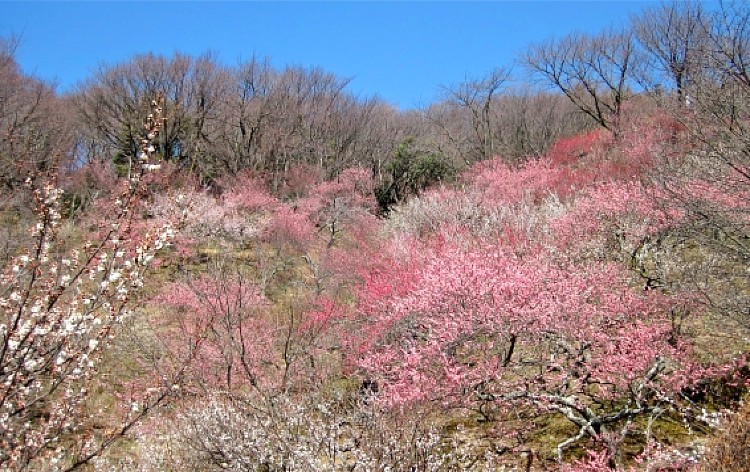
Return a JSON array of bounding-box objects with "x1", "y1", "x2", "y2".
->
[
  {"x1": 550, "y1": 181, "x2": 674, "y2": 262},
  {"x1": 464, "y1": 158, "x2": 565, "y2": 204},
  {"x1": 385, "y1": 185, "x2": 566, "y2": 243},
  {"x1": 220, "y1": 170, "x2": 279, "y2": 214},
  {"x1": 153, "y1": 261, "x2": 349, "y2": 396},
  {"x1": 263, "y1": 204, "x2": 318, "y2": 250},
  {"x1": 152, "y1": 189, "x2": 257, "y2": 247},
  {"x1": 154, "y1": 270, "x2": 274, "y2": 392},
  {"x1": 300, "y1": 167, "x2": 377, "y2": 247},
  {"x1": 351, "y1": 235, "x2": 701, "y2": 462},
  {"x1": 261, "y1": 167, "x2": 377, "y2": 251},
  {"x1": 546, "y1": 129, "x2": 607, "y2": 167},
  {"x1": 97, "y1": 392, "x2": 503, "y2": 472},
  {"x1": 278, "y1": 162, "x2": 322, "y2": 200}
]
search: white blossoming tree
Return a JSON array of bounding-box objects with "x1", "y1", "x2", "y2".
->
[{"x1": 0, "y1": 98, "x2": 181, "y2": 470}]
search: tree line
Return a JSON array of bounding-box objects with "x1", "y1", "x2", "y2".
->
[{"x1": 2, "y1": 2, "x2": 747, "y2": 196}]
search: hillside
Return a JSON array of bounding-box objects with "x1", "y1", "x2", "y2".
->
[{"x1": 1, "y1": 2, "x2": 749, "y2": 470}]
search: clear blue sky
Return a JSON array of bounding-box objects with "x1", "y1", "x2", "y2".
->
[{"x1": 4, "y1": 1, "x2": 666, "y2": 110}]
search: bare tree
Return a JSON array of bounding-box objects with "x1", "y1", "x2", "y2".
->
[
  {"x1": 214, "y1": 56, "x2": 276, "y2": 175},
  {"x1": 436, "y1": 68, "x2": 511, "y2": 164},
  {"x1": 632, "y1": 0, "x2": 707, "y2": 104},
  {"x1": 349, "y1": 100, "x2": 408, "y2": 184},
  {"x1": 633, "y1": 1, "x2": 706, "y2": 103},
  {"x1": 424, "y1": 76, "x2": 592, "y2": 165},
  {"x1": 75, "y1": 52, "x2": 409, "y2": 189},
  {"x1": 211, "y1": 61, "x2": 400, "y2": 188},
  {"x1": 524, "y1": 29, "x2": 642, "y2": 137},
  {"x1": 421, "y1": 100, "x2": 474, "y2": 166},
  {"x1": 643, "y1": 0, "x2": 750, "y2": 320},
  {"x1": 707, "y1": 0, "x2": 750, "y2": 87},
  {"x1": 0, "y1": 38, "x2": 74, "y2": 192},
  {"x1": 74, "y1": 53, "x2": 232, "y2": 180},
  {"x1": 491, "y1": 87, "x2": 594, "y2": 159}
]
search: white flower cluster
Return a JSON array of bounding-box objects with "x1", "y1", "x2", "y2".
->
[
  {"x1": 131, "y1": 98, "x2": 165, "y2": 183},
  {"x1": 94, "y1": 392, "x2": 506, "y2": 471},
  {"x1": 151, "y1": 190, "x2": 263, "y2": 244},
  {"x1": 0, "y1": 96, "x2": 178, "y2": 469},
  {"x1": 386, "y1": 188, "x2": 567, "y2": 242}
]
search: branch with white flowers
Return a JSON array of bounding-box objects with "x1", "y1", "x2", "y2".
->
[{"x1": 0, "y1": 96, "x2": 182, "y2": 470}]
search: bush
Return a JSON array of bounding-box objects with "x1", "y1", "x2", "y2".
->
[{"x1": 375, "y1": 139, "x2": 456, "y2": 212}]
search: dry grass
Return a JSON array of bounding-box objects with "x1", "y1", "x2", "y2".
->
[{"x1": 698, "y1": 400, "x2": 750, "y2": 472}]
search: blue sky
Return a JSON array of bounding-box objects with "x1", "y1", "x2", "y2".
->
[{"x1": 4, "y1": 1, "x2": 665, "y2": 110}]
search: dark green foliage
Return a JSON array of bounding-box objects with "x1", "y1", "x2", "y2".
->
[{"x1": 375, "y1": 139, "x2": 456, "y2": 212}]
